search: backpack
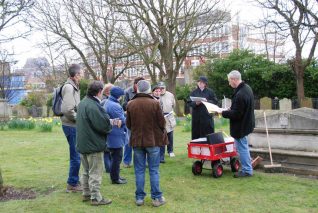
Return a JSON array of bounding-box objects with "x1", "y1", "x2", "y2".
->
[{"x1": 52, "y1": 84, "x2": 65, "y2": 116}]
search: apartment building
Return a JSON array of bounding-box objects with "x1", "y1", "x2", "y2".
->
[{"x1": 84, "y1": 13, "x2": 286, "y2": 85}]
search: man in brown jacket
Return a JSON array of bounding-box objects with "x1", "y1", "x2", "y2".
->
[{"x1": 126, "y1": 80, "x2": 168, "y2": 207}]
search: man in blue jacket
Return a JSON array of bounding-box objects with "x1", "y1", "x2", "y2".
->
[
  {"x1": 76, "y1": 81, "x2": 112, "y2": 205},
  {"x1": 218, "y1": 70, "x2": 255, "y2": 178}
]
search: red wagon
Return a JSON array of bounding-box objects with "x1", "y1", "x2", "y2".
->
[{"x1": 188, "y1": 137, "x2": 240, "y2": 178}]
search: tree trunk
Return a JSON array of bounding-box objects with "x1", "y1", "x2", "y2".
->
[
  {"x1": 293, "y1": 54, "x2": 305, "y2": 104},
  {"x1": 296, "y1": 72, "x2": 305, "y2": 106}
]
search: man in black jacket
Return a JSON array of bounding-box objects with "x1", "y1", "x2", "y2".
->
[{"x1": 218, "y1": 70, "x2": 255, "y2": 178}]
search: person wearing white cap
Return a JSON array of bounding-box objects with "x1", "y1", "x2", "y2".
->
[{"x1": 157, "y1": 81, "x2": 176, "y2": 162}]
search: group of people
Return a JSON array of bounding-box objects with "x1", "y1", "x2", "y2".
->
[
  {"x1": 59, "y1": 65, "x2": 177, "y2": 206},
  {"x1": 59, "y1": 64, "x2": 255, "y2": 207}
]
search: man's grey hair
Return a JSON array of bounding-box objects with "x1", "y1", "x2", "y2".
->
[
  {"x1": 87, "y1": 81, "x2": 104, "y2": 97},
  {"x1": 68, "y1": 64, "x2": 81, "y2": 77},
  {"x1": 227, "y1": 70, "x2": 242, "y2": 80}
]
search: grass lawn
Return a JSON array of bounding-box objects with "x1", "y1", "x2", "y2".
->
[{"x1": 0, "y1": 119, "x2": 318, "y2": 213}]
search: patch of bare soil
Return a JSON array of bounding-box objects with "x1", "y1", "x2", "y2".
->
[{"x1": 0, "y1": 186, "x2": 36, "y2": 202}]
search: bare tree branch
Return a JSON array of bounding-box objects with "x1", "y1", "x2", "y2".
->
[
  {"x1": 254, "y1": 0, "x2": 318, "y2": 102},
  {"x1": 110, "y1": 0, "x2": 229, "y2": 94}
]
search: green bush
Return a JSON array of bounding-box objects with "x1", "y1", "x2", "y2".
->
[
  {"x1": 46, "y1": 94, "x2": 53, "y2": 108},
  {"x1": 7, "y1": 119, "x2": 36, "y2": 130},
  {"x1": 20, "y1": 91, "x2": 47, "y2": 108},
  {"x1": 176, "y1": 84, "x2": 192, "y2": 101},
  {"x1": 79, "y1": 79, "x2": 90, "y2": 100},
  {"x1": 38, "y1": 121, "x2": 53, "y2": 132}
]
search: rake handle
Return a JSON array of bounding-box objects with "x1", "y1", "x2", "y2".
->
[{"x1": 264, "y1": 111, "x2": 274, "y2": 165}]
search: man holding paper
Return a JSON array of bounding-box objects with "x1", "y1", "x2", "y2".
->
[
  {"x1": 217, "y1": 70, "x2": 255, "y2": 178},
  {"x1": 188, "y1": 76, "x2": 218, "y2": 140}
]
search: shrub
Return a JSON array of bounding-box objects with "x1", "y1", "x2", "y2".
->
[
  {"x1": 38, "y1": 118, "x2": 54, "y2": 132},
  {"x1": 79, "y1": 79, "x2": 89, "y2": 100},
  {"x1": 7, "y1": 118, "x2": 36, "y2": 130},
  {"x1": 20, "y1": 91, "x2": 47, "y2": 108},
  {"x1": 176, "y1": 84, "x2": 192, "y2": 101}
]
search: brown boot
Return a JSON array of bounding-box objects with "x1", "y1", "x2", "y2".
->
[
  {"x1": 66, "y1": 184, "x2": 82, "y2": 193},
  {"x1": 91, "y1": 197, "x2": 112, "y2": 206}
]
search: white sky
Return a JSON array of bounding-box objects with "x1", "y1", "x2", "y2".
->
[{"x1": 5, "y1": 0, "x2": 315, "y2": 68}]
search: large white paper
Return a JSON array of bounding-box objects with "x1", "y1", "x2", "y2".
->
[
  {"x1": 202, "y1": 101, "x2": 226, "y2": 113},
  {"x1": 190, "y1": 96, "x2": 207, "y2": 102}
]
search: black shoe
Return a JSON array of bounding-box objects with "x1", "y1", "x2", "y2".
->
[
  {"x1": 119, "y1": 177, "x2": 126, "y2": 181},
  {"x1": 160, "y1": 160, "x2": 165, "y2": 164},
  {"x1": 233, "y1": 171, "x2": 253, "y2": 178},
  {"x1": 112, "y1": 179, "x2": 127, "y2": 184}
]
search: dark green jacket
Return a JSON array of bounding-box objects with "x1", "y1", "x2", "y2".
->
[{"x1": 76, "y1": 96, "x2": 112, "y2": 154}]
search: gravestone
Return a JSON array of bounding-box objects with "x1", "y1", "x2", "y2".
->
[
  {"x1": 250, "y1": 107, "x2": 318, "y2": 152},
  {"x1": 260, "y1": 97, "x2": 271, "y2": 110},
  {"x1": 279, "y1": 98, "x2": 292, "y2": 111},
  {"x1": 222, "y1": 98, "x2": 231, "y2": 109},
  {"x1": 0, "y1": 99, "x2": 10, "y2": 121},
  {"x1": 300, "y1": 97, "x2": 312, "y2": 108}
]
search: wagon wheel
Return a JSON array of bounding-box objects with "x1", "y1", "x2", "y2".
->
[
  {"x1": 230, "y1": 157, "x2": 240, "y2": 172},
  {"x1": 192, "y1": 161, "x2": 203, "y2": 175},
  {"x1": 211, "y1": 160, "x2": 220, "y2": 169},
  {"x1": 212, "y1": 163, "x2": 223, "y2": 178}
]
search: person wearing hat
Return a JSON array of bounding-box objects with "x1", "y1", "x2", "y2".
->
[
  {"x1": 104, "y1": 86, "x2": 127, "y2": 184},
  {"x1": 152, "y1": 84, "x2": 161, "y2": 100},
  {"x1": 157, "y1": 81, "x2": 176, "y2": 161},
  {"x1": 188, "y1": 76, "x2": 218, "y2": 140},
  {"x1": 126, "y1": 80, "x2": 168, "y2": 207}
]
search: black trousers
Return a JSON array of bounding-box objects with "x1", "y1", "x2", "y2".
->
[{"x1": 109, "y1": 147, "x2": 123, "y2": 181}]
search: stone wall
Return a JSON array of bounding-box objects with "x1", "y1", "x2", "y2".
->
[{"x1": 249, "y1": 108, "x2": 318, "y2": 152}]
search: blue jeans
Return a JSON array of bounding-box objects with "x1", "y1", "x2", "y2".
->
[
  {"x1": 123, "y1": 128, "x2": 132, "y2": 165},
  {"x1": 133, "y1": 147, "x2": 162, "y2": 200},
  {"x1": 104, "y1": 151, "x2": 111, "y2": 173},
  {"x1": 235, "y1": 136, "x2": 253, "y2": 175},
  {"x1": 62, "y1": 125, "x2": 81, "y2": 186},
  {"x1": 160, "y1": 131, "x2": 173, "y2": 161}
]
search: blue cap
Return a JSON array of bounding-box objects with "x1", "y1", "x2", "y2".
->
[{"x1": 110, "y1": 86, "x2": 125, "y2": 99}]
